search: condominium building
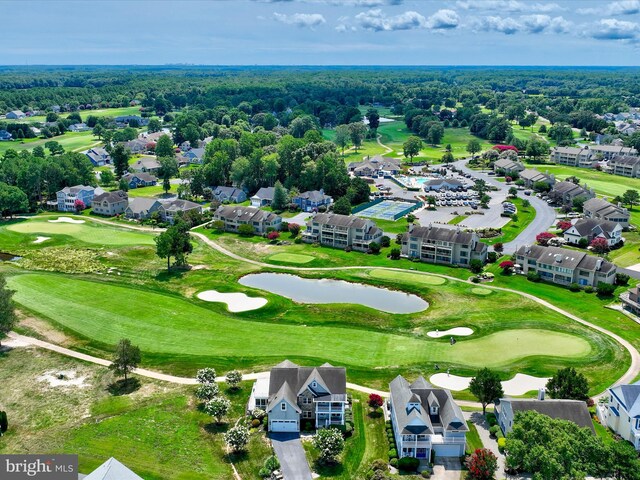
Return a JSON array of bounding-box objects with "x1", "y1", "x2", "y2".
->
[
  {"x1": 401, "y1": 224, "x2": 488, "y2": 266},
  {"x1": 302, "y1": 213, "x2": 383, "y2": 251}
]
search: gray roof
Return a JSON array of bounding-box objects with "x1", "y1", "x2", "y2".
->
[
  {"x1": 609, "y1": 155, "x2": 640, "y2": 167},
  {"x1": 501, "y1": 399, "x2": 595, "y2": 433},
  {"x1": 389, "y1": 375, "x2": 468, "y2": 435},
  {"x1": 349, "y1": 155, "x2": 402, "y2": 172},
  {"x1": 310, "y1": 212, "x2": 371, "y2": 229},
  {"x1": 188, "y1": 147, "x2": 205, "y2": 158},
  {"x1": 610, "y1": 381, "x2": 640, "y2": 418},
  {"x1": 296, "y1": 190, "x2": 331, "y2": 202},
  {"x1": 424, "y1": 178, "x2": 463, "y2": 187},
  {"x1": 569, "y1": 218, "x2": 619, "y2": 237},
  {"x1": 268, "y1": 381, "x2": 302, "y2": 413},
  {"x1": 252, "y1": 187, "x2": 276, "y2": 201},
  {"x1": 494, "y1": 158, "x2": 523, "y2": 170},
  {"x1": 132, "y1": 156, "x2": 160, "y2": 169},
  {"x1": 59, "y1": 185, "x2": 97, "y2": 195},
  {"x1": 126, "y1": 197, "x2": 162, "y2": 214},
  {"x1": 214, "y1": 186, "x2": 243, "y2": 197},
  {"x1": 552, "y1": 181, "x2": 588, "y2": 196},
  {"x1": 404, "y1": 225, "x2": 479, "y2": 246},
  {"x1": 516, "y1": 244, "x2": 616, "y2": 274},
  {"x1": 123, "y1": 172, "x2": 157, "y2": 183},
  {"x1": 591, "y1": 145, "x2": 637, "y2": 154},
  {"x1": 84, "y1": 457, "x2": 142, "y2": 480},
  {"x1": 583, "y1": 197, "x2": 629, "y2": 219},
  {"x1": 161, "y1": 199, "x2": 201, "y2": 213},
  {"x1": 553, "y1": 146, "x2": 587, "y2": 155},
  {"x1": 93, "y1": 190, "x2": 128, "y2": 204},
  {"x1": 214, "y1": 205, "x2": 280, "y2": 223},
  {"x1": 520, "y1": 169, "x2": 550, "y2": 182}
]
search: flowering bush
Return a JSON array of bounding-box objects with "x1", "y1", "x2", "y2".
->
[
  {"x1": 536, "y1": 231, "x2": 556, "y2": 246},
  {"x1": 224, "y1": 424, "x2": 250, "y2": 452},
  {"x1": 74, "y1": 199, "x2": 86, "y2": 212},
  {"x1": 196, "y1": 367, "x2": 217, "y2": 384},
  {"x1": 492, "y1": 145, "x2": 519, "y2": 153},
  {"x1": 368, "y1": 393, "x2": 384, "y2": 409},
  {"x1": 267, "y1": 231, "x2": 280, "y2": 241},
  {"x1": 556, "y1": 221, "x2": 572, "y2": 231},
  {"x1": 499, "y1": 260, "x2": 515, "y2": 274},
  {"x1": 288, "y1": 223, "x2": 301, "y2": 237},
  {"x1": 465, "y1": 448, "x2": 498, "y2": 480},
  {"x1": 590, "y1": 237, "x2": 609, "y2": 254},
  {"x1": 505, "y1": 176, "x2": 512, "y2": 183}
]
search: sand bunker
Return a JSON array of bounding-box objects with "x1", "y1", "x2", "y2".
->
[
  {"x1": 48, "y1": 217, "x2": 85, "y2": 224},
  {"x1": 197, "y1": 290, "x2": 267, "y2": 312},
  {"x1": 33, "y1": 236, "x2": 51, "y2": 244},
  {"x1": 430, "y1": 372, "x2": 549, "y2": 396},
  {"x1": 427, "y1": 327, "x2": 474, "y2": 338},
  {"x1": 37, "y1": 370, "x2": 88, "y2": 388}
]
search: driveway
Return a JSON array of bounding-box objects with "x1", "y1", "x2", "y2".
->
[
  {"x1": 432, "y1": 457, "x2": 462, "y2": 480},
  {"x1": 270, "y1": 433, "x2": 313, "y2": 480}
]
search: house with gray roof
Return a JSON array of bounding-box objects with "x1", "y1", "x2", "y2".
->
[
  {"x1": 590, "y1": 144, "x2": 637, "y2": 161},
  {"x1": 92, "y1": 190, "x2": 128, "y2": 216},
  {"x1": 160, "y1": 199, "x2": 202, "y2": 224},
  {"x1": 348, "y1": 155, "x2": 402, "y2": 177},
  {"x1": 563, "y1": 218, "x2": 623, "y2": 247},
  {"x1": 124, "y1": 197, "x2": 163, "y2": 221},
  {"x1": 515, "y1": 244, "x2": 617, "y2": 287},
  {"x1": 401, "y1": 224, "x2": 488, "y2": 266},
  {"x1": 497, "y1": 396, "x2": 595, "y2": 436},
  {"x1": 422, "y1": 178, "x2": 465, "y2": 192},
  {"x1": 85, "y1": 147, "x2": 111, "y2": 166},
  {"x1": 493, "y1": 157, "x2": 525, "y2": 175},
  {"x1": 389, "y1": 375, "x2": 468, "y2": 459},
  {"x1": 212, "y1": 205, "x2": 281, "y2": 234},
  {"x1": 122, "y1": 172, "x2": 158, "y2": 189},
  {"x1": 519, "y1": 168, "x2": 555, "y2": 189},
  {"x1": 599, "y1": 381, "x2": 640, "y2": 450},
  {"x1": 248, "y1": 359, "x2": 348, "y2": 432},
  {"x1": 181, "y1": 147, "x2": 205, "y2": 164},
  {"x1": 302, "y1": 213, "x2": 383, "y2": 252},
  {"x1": 250, "y1": 187, "x2": 276, "y2": 207},
  {"x1": 0, "y1": 130, "x2": 12, "y2": 141},
  {"x1": 124, "y1": 139, "x2": 149, "y2": 154},
  {"x1": 212, "y1": 186, "x2": 247, "y2": 203},
  {"x1": 131, "y1": 156, "x2": 161, "y2": 174},
  {"x1": 551, "y1": 146, "x2": 597, "y2": 168},
  {"x1": 583, "y1": 197, "x2": 630, "y2": 229},
  {"x1": 620, "y1": 286, "x2": 640, "y2": 317},
  {"x1": 56, "y1": 185, "x2": 104, "y2": 212},
  {"x1": 291, "y1": 189, "x2": 332, "y2": 212},
  {"x1": 548, "y1": 181, "x2": 595, "y2": 206},
  {"x1": 6, "y1": 110, "x2": 25, "y2": 119},
  {"x1": 609, "y1": 155, "x2": 640, "y2": 178},
  {"x1": 82, "y1": 457, "x2": 142, "y2": 480}
]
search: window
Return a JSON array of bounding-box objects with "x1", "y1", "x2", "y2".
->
[
  {"x1": 312, "y1": 381, "x2": 317, "y2": 388},
  {"x1": 301, "y1": 397, "x2": 311, "y2": 405},
  {"x1": 281, "y1": 403, "x2": 286, "y2": 411},
  {"x1": 303, "y1": 411, "x2": 312, "y2": 419}
]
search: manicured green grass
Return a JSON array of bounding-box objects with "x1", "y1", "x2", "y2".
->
[
  {"x1": 126, "y1": 185, "x2": 173, "y2": 198},
  {"x1": 358, "y1": 217, "x2": 407, "y2": 235},
  {"x1": 0, "y1": 131, "x2": 101, "y2": 154},
  {"x1": 6, "y1": 217, "x2": 157, "y2": 246},
  {"x1": 465, "y1": 423, "x2": 484, "y2": 453},
  {"x1": 471, "y1": 287, "x2": 492, "y2": 296},
  {"x1": 592, "y1": 419, "x2": 615, "y2": 446},
  {"x1": 449, "y1": 215, "x2": 467, "y2": 225},
  {"x1": 267, "y1": 253, "x2": 315, "y2": 264},
  {"x1": 367, "y1": 268, "x2": 446, "y2": 286},
  {"x1": 608, "y1": 231, "x2": 640, "y2": 267},
  {"x1": 17, "y1": 107, "x2": 144, "y2": 124},
  {"x1": 482, "y1": 197, "x2": 536, "y2": 246}
]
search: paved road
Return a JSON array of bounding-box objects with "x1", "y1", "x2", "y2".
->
[
  {"x1": 270, "y1": 433, "x2": 313, "y2": 480},
  {"x1": 452, "y1": 159, "x2": 557, "y2": 254}
]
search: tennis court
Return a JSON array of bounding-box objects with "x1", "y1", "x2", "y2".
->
[{"x1": 355, "y1": 199, "x2": 417, "y2": 220}]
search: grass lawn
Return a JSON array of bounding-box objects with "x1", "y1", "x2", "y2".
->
[
  {"x1": 449, "y1": 215, "x2": 467, "y2": 225},
  {"x1": 608, "y1": 231, "x2": 640, "y2": 267},
  {"x1": 267, "y1": 253, "x2": 315, "y2": 264},
  {"x1": 367, "y1": 268, "x2": 446, "y2": 286},
  {"x1": 126, "y1": 184, "x2": 174, "y2": 198},
  {"x1": 16, "y1": 106, "x2": 144, "y2": 124},
  {"x1": 358, "y1": 217, "x2": 408, "y2": 235},
  {"x1": 465, "y1": 423, "x2": 484, "y2": 454},
  {"x1": 5, "y1": 216, "x2": 157, "y2": 247},
  {"x1": 0, "y1": 131, "x2": 101, "y2": 155},
  {"x1": 482, "y1": 197, "x2": 535, "y2": 246}
]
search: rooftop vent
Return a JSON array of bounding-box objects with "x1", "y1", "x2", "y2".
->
[{"x1": 554, "y1": 254, "x2": 564, "y2": 263}]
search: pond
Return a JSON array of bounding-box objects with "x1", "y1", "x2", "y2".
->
[
  {"x1": 238, "y1": 273, "x2": 428, "y2": 314},
  {"x1": 0, "y1": 252, "x2": 21, "y2": 262}
]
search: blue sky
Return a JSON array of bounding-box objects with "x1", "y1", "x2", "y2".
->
[{"x1": 4, "y1": 0, "x2": 640, "y2": 65}]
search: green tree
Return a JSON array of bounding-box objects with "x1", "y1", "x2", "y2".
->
[
  {"x1": 441, "y1": 151, "x2": 454, "y2": 164},
  {"x1": 546, "y1": 367, "x2": 589, "y2": 401},
  {"x1": 32, "y1": 146, "x2": 46, "y2": 158},
  {"x1": 158, "y1": 156, "x2": 178, "y2": 194},
  {"x1": 109, "y1": 338, "x2": 141, "y2": 383},
  {"x1": 155, "y1": 220, "x2": 193, "y2": 270},
  {"x1": 225, "y1": 370, "x2": 242, "y2": 390},
  {"x1": 348, "y1": 122, "x2": 367, "y2": 152},
  {"x1": 622, "y1": 189, "x2": 640, "y2": 209},
  {"x1": 224, "y1": 424, "x2": 250, "y2": 452},
  {"x1": 427, "y1": 123, "x2": 444, "y2": 145},
  {"x1": 332, "y1": 196, "x2": 352, "y2": 215},
  {"x1": 290, "y1": 115, "x2": 317, "y2": 139},
  {"x1": 155, "y1": 134, "x2": 175, "y2": 158},
  {"x1": 147, "y1": 118, "x2": 162, "y2": 133},
  {"x1": 44, "y1": 141, "x2": 64, "y2": 155},
  {"x1": 347, "y1": 177, "x2": 371, "y2": 205},
  {"x1": 508, "y1": 187, "x2": 518, "y2": 197},
  {"x1": 271, "y1": 181, "x2": 288, "y2": 212},
  {"x1": 334, "y1": 124, "x2": 350, "y2": 155},
  {"x1": 111, "y1": 143, "x2": 130, "y2": 178},
  {"x1": 466, "y1": 138, "x2": 482, "y2": 158},
  {"x1": 92, "y1": 124, "x2": 104, "y2": 140},
  {"x1": 469, "y1": 368, "x2": 504, "y2": 415},
  {"x1": 100, "y1": 169, "x2": 115, "y2": 187},
  {"x1": 526, "y1": 138, "x2": 550, "y2": 161},
  {"x1": 366, "y1": 108, "x2": 380, "y2": 133},
  {"x1": 403, "y1": 136, "x2": 423, "y2": 161},
  {"x1": 0, "y1": 274, "x2": 17, "y2": 348},
  {"x1": 205, "y1": 396, "x2": 231, "y2": 424},
  {"x1": 196, "y1": 367, "x2": 217, "y2": 384},
  {"x1": 469, "y1": 259, "x2": 484, "y2": 274},
  {"x1": 118, "y1": 177, "x2": 129, "y2": 192},
  {"x1": 313, "y1": 427, "x2": 345, "y2": 464},
  {"x1": 0, "y1": 183, "x2": 28, "y2": 218}
]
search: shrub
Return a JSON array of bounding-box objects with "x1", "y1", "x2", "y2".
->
[
  {"x1": 252, "y1": 408, "x2": 266, "y2": 420},
  {"x1": 251, "y1": 419, "x2": 261, "y2": 428},
  {"x1": 497, "y1": 437, "x2": 506, "y2": 453},
  {"x1": 536, "y1": 231, "x2": 556, "y2": 246},
  {"x1": 380, "y1": 235, "x2": 391, "y2": 248},
  {"x1": 389, "y1": 248, "x2": 401, "y2": 260},
  {"x1": 584, "y1": 286, "x2": 594, "y2": 293},
  {"x1": 487, "y1": 251, "x2": 497, "y2": 263},
  {"x1": 469, "y1": 259, "x2": 484, "y2": 274},
  {"x1": 465, "y1": 448, "x2": 498, "y2": 480},
  {"x1": 224, "y1": 425, "x2": 250, "y2": 452},
  {"x1": 258, "y1": 467, "x2": 271, "y2": 478},
  {"x1": 486, "y1": 413, "x2": 498, "y2": 427},
  {"x1": 225, "y1": 370, "x2": 242, "y2": 390},
  {"x1": 288, "y1": 223, "x2": 301, "y2": 237},
  {"x1": 294, "y1": 237, "x2": 302, "y2": 244},
  {"x1": 616, "y1": 273, "x2": 630, "y2": 286},
  {"x1": 313, "y1": 428, "x2": 345, "y2": 464},
  {"x1": 499, "y1": 260, "x2": 515, "y2": 274},
  {"x1": 238, "y1": 224, "x2": 254, "y2": 236},
  {"x1": 590, "y1": 237, "x2": 609, "y2": 254},
  {"x1": 369, "y1": 242, "x2": 381, "y2": 254},
  {"x1": 267, "y1": 231, "x2": 280, "y2": 242},
  {"x1": 421, "y1": 471, "x2": 431, "y2": 479},
  {"x1": 578, "y1": 237, "x2": 589, "y2": 248},
  {"x1": 569, "y1": 283, "x2": 581, "y2": 292},
  {"x1": 194, "y1": 382, "x2": 219, "y2": 401},
  {"x1": 370, "y1": 459, "x2": 388, "y2": 472},
  {"x1": 388, "y1": 449, "x2": 398, "y2": 459},
  {"x1": 597, "y1": 282, "x2": 616, "y2": 297},
  {"x1": 489, "y1": 425, "x2": 500, "y2": 438},
  {"x1": 264, "y1": 455, "x2": 280, "y2": 473},
  {"x1": 527, "y1": 272, "x2": 541, "y2": 282},
  {"x1": 398, "y1": 457, "x2": 420, "y2": 472},
  {"x1": 389, "y1": 458, "x2": 398, "y2": 468},
  {"x1": 556, "y1": 220, "x2": 572, "y2": 231},
  {"x1": 211, "y1": 220, "x2": 225, "y2": 232},
  {"x1": 368, "y1": 393, "x2": 384, "y2": 409},
  {"x1": 471, "y1": 276, "x2": 480, "y2": 283}
]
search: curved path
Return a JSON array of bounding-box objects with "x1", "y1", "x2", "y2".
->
[{"x1": 13, "y1": 214, "x2": 640, "y2": 399}]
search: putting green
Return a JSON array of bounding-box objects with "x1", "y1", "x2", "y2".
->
[
  {"x1": 8, "y1": 273, "x2": 593, "y2": 369},
  {"x1": 268, "y1": 253, "x2": 315, "y2": 264},
  {"x1": 6, "y1": 219, "x2": 156, "y2": 246},
  {"x1": 471, "y1": 287, "x2": 492, "y2": 296},
  {"x1": 368, "y1": 268, "x2": 446, "y2": 286}
]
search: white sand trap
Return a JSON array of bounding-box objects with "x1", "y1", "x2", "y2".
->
[
  {"x1": 37, "y1": 370, "x2": 88, "y2": 388},
  {"x1": 430, "y1": 372, "x2": 549, "y2": 395},
  {"x1": 33, "y1": 236, "x2": 50, "y2": 244},
  {"x1": 197, "y1": 290, "x2": 267, "y2": 312},
  {"x1": 48, "y1": 217, "x2": 85, "y2": 224},
  {"x1": 427, "y1": 327, "x2": 474, "y2": 338},
  {"x1": 501, "y1": 374, "x2": 550, "y2": 396}
]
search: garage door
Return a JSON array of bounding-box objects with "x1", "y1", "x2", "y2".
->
[
  {"x1": 270, "y1": 420, "x2": 298, "y2": 432},
  {"x1": 433, "y1": 443, "x2": 463, "y2": 457}
]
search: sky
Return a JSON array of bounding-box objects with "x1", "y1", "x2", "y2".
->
[{"x1": 3, "y1": 0, "x2": 640, "y2": 65}]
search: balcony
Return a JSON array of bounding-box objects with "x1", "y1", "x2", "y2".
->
[{"x1": 316, "y1": 405, "x2": 344, "y2": 413}]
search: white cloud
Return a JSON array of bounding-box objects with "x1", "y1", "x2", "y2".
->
[
  {"x1": 472, "y1": 14, "x2": 570, "y2": 34},
  {"x1": 426, "y1": 9, "x2": 460, "y2": 29},
  {"x1": 272, "y1": 12, "x2": 326, "y2": 27},
  {"x1": 520, "y1": 14, "x2": 571, "y2": 33},
  {"x1": 457, "y1": 1, "x2": 561, "y2": 13},
  {"x1": 578, "y1": 0, "x2": 640, "y2": 15},
  {"x1": 474, "y1": 15, "x2": 522, "y2": 34},
  {"x1": 590, "y1": 18, "x2": 639, "y2": 40},
  {"x1": 355, "y1": 9, "x2": 427, "y2": 31}
]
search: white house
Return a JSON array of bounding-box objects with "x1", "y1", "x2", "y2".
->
[
  {"x1": 250, "y1": 187, "x2": 276, "y2": 207},
  {"x1": 389, "y1": 375, "x2": 468, "y2": 460},
  {"x1": 563, "y1": 218, "x2": 623, "y2": 247},
  {"x1": 598, "y1": 381, "x2": 640, "y2": 451},
  {"x1": 56, "y1": 185, "x2": 104, "y2": 212}
]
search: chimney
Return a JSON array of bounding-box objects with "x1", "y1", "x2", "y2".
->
[{"x1": 538, "y1": 388, "x2": 545, "y2": 401}]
